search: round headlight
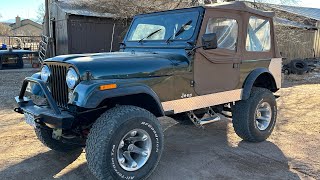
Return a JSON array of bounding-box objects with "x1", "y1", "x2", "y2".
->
[
  {"x1": 41, "y1": 65, "x2": 51, "y2": 82},
  {"x1": 66, "y1": 68, "x2": 79, "y2": 89}
]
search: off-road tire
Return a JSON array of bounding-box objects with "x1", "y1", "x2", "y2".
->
[
  {"x1": 35, "y1": 127, "x2": 82, "y2": 152},
  {"x1": 86, "y1": 105, "x2": 164, "y2": 180},
  {"x1": 232, "y1": 88, "x2": 277, "y2": 142}
]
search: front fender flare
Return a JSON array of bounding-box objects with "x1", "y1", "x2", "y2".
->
[{"x1": 71, "y1": 82, "x2": 165, "y2": 116}]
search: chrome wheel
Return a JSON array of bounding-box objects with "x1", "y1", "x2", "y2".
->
[
  {"x1": 255, "y1": 101, "x2": 272, "y2": 131},
  {"x1": 117, "y1": 129, "x2": 152, "y2": 171}
]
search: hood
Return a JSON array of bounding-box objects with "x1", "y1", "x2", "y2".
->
[{"x1": 45, "y1": 52, "x2": 188, "y2": 80}]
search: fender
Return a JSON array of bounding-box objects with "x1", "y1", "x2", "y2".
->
[
  {"x1": 71, "y1": 82, "x2": 165, "y2": 116},
  {"x1": 242, "y1": 68, "x2": 277, "y2": 100}
]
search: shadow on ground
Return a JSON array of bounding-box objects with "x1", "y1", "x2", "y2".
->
[
  {"x1": 0, "y1": 149, "x2": 85, "y2": 180},
  {"x1": 0, "y1": 118, "x2": 300, "y2": 180},
  {"x1": 150, "y1": 119, "x2": 300, "y2": 180}
]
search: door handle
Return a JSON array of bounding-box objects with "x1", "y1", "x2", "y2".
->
[{"x1": 233, "y1": 63, "x2": 240, "y2": 68}]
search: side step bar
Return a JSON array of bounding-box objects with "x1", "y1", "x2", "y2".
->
[
  {"x1": 198, "y1": 116, "x2": 221, "y2": 125},
  {"x1": 187, "y1": 107, "x2": 221, "y2": 127}
]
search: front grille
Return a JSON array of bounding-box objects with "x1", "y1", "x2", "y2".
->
[{"x1": 48, "y1": 64, "x2": 69, "y2": 109}]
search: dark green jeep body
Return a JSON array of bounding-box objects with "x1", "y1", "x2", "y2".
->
[
  {"x1": 14, "y1": 2, "x2": 282, "y2": 179},
  {"x1": 15, "y1": 2, "x2": 281, "y2": 129}
]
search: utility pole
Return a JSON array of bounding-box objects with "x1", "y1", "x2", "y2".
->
[{"x1": 44, "y1": 0, "x2": 50, "y2": 36}]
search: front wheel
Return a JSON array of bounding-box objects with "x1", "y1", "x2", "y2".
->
[
  {"x1": 232, "y1": 87, "x2": 277, "y2": 142},
  {"x1": 86, "y1": 105, "x2": 164, "y2": 180}
]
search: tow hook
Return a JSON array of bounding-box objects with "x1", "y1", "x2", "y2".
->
[
  {"x1": 52, "y1": 129, "x2": 62, "y2": 140},
  {"x1": 14, "y1": 107, "x2": 23, "y2": 114}
]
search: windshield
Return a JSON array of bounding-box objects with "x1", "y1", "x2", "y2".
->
[{"x1": 127, "y1": 11, "x2": 199, "y2": 42}]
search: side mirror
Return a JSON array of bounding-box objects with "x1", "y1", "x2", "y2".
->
[{"x1": 202, "y1": 33, "x2": 218, "y2": 50}]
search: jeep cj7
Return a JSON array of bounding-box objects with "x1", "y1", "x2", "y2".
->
[{"x1": 14, "y1": 2, "x2": 281, "y2": 180}]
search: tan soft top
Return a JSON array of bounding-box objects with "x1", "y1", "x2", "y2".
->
[{"x1": 204, "y1": 1, "x2": 275, "y2": 18}]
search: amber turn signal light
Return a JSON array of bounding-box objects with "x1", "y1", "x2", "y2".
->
[{"x1": 99, "y1": 84, "x2": 117, "y2": 91}]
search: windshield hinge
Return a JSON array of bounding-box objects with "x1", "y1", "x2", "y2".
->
[{"x1": 190, "y1": 80, "x2": 195, "y2": 87}]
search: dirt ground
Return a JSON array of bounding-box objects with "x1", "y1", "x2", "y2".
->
[{"x1": 0, "y1": 68, "x2": 319, "y2": 180}]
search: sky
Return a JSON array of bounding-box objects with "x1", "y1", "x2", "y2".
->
[
  {"x1": 0, "y1": 0, "x2": 320, "y2": 22},
  {"x1": 0, "y1": 0, "x2": 43, "y2": 22}
]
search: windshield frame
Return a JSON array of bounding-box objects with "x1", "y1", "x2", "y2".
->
[{"x1": 123, "y1": 7, "x2": 204, "y2": 45}]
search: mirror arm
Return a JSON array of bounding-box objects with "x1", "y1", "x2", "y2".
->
[{"x1": 187, "y1": 45, "x2": 205, "y2": 56}]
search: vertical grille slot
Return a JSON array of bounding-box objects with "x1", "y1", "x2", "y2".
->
[{"x1": 48, "y1": 64, "x2": 68, "y2": 109}]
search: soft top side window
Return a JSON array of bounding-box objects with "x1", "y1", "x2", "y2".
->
[
  {"x1": 246, "y1": 16, "x2": 271, "y2": 52},
  {"x1": 205, "y1": 18, "x2": 238, "y2": 50}
]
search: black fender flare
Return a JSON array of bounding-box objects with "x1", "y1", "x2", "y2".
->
[
  {"x1": 242, "y1": 68, "x2": 277, "y2": 100},
  {"x1": 72, "y1": 83, "x2": 165, "y2": 117}
]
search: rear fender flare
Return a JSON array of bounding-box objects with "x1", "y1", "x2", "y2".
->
[{"x1": 242, "y1": 68, "x2": 277, "y2": 100}]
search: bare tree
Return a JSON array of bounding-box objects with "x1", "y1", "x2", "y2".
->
[
  {"x1": 0, "y1": 24, "x2": 11, "y2": 36},
  {"x1": 37, "y1": 3, "x2": 45, "y2": 23},
  {"x1": 73, "y1": 0, "x2": 180, "y2": 18},
  {"x1": 0, "y1": 13, "x2": 12, "y2": 36},
  {"x1": 69, "y1": 0, "x2": 217, "y2": 18}
]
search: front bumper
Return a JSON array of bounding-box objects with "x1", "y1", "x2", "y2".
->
[{"x1": 14, "y1": 77, "x2": 74, "y2": 129}]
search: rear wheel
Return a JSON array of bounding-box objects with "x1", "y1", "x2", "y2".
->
[
  {"x1": 232, "y1": 88, "x2": 277, "y2": 142},
  {"x1": 86, "y1": 105, "x2": 164, "y2": 180}
]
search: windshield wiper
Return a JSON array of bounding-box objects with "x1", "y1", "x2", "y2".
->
[
  {"x1": 166, "y1": 20, "x2": 192, "y2": 43},
  {"x1": 138, "y1": 29, "x2": 162, "y2": 43}
]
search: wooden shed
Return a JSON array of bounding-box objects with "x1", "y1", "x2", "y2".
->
[
  {"x1": 253, "y1": 3, "x2": 320, "y2": 61},
  {"x1": 48, "y1": 1, "x2": 129, "y2": 56}
]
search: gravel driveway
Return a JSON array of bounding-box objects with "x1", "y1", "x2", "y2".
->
[{"x1": 0, "y1": 68, "x2": 319, "y2": 179}]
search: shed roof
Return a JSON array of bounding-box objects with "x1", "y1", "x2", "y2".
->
[
  {"x1": 205, "y1": 1, "x2": 275, "y2": 18},
  {"x1": 265, "y1": 4, "x2": 320, "y2": 21},
  {"x1": 55, "y1": 1, "x2": 117, "y2": 18},
  {"x1": 274, "y1": 17, "x2": 317, "y2": 30}
]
